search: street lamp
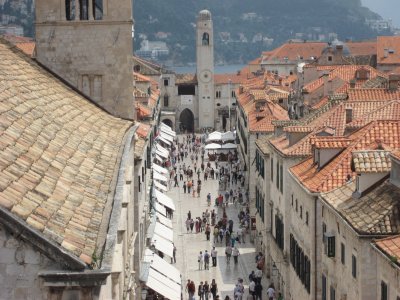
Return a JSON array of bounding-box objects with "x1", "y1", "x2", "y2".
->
[{"x1": 228, "y1": 79, "x2": 232, "y2": 131}]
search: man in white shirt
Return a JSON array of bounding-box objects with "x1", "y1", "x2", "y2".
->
[
  {"x1": 266, "y1": 284, "x2": 275, "y2": 300},
  {"x1": 249, "y1": 279, "x2": 256, "y2": 300},
  {"x1": 198, "y1": 251, "x2": 204, "y2": 270}
]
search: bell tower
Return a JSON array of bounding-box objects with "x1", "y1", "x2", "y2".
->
[
  {"x1": 196, "y1": 10, "x2": 215, "y2": 129},
  {"x1": 35, "y1": 0, "x2": 135, "y2": 120}
]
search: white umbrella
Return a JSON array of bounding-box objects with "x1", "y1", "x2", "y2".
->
[
  {"x1": 221, "y1": 143, "x2": 237, "y2": 149},
  {"x1": 206, "y1": 131, "x2": 222, "y2": 142},
  {"x1": 222, "y1": 131, "x2": 235, "y2": 141},
  {"x1": 205, "y1": 143, "x2": 222, "y2": 150}
]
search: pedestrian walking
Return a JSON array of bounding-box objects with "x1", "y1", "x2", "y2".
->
[
  {"x1": 249, "y1": 279, "x2": 256, "y2": 300},
  {"x1": 266, "y1": 283, "x2": 275, "y2": 300},
  {"x1": 256, "y1": 282, "x2": 264, "y2": 300},
  {"x1": 190, "y1": 218, "x2": 194, "y2": 233},
  {"x1": 205, "y1": 224, "x2": 211, "y2": 240},
  {"x1": 204, "y1": 250, "x2": 210, "y2": 270},
  {"x1": 198, "y1": 251, "x2": 204, "y2": 270},
  {"x1": 232, "y1": 246, "x2": 240, "y2": 264},
  {"x1": 186, "y1": 218, "x2": 190, "y2": 233},
  {"x1": 198, "y1": 282, "x2": 205, "y2": 300},
  {"x1": 210, "y1": 279, "x2": 218, "y2": 300},
  {"x1": 204, "y1": 281, "x2": 210, "y2": 299},
  {"x1": 211, "y1": 246, "x2": 218, "y2": 267},
  {"x1": 225, "y1": 245, "x2": 232, "y2": 263},
  {"x1": 183, "y1": 181, "x2": 187, "y2": 193}
]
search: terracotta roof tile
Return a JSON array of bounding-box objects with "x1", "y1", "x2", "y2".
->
[
  {"x1": 262, "y1": 42, "x2": 326, "y2": 62},
  {"x1": 0, "y1": 39, "x2": 133, "y2": 264},
  {"x1": 352, "y1": 150, "x2": 392, "y2": 173},
  {"x1": 375, "y1": 235, "x2": 400, "y2": 265},
  {"x1": 136, "y1": 123, "x2": 151, "y2": 138},
  {"x1": 283, "y1": 126, "x2": 313, "y2": 133},
  {"x1": 134, "y1": 72, "x2": 151, "y2": 82},
  {"x1": 347, "y1": 88, "x2": 400, "y2": 101},
  {"x1": 291, "y1": 120, "x2": 400, "y2": 192},
  {"x1": 214, "y1": 72, "x2": 250, "y2": 85},
  {"x1": 347, "y1": 41, "x2": 377, "y2": 56},
  {"x1": 321, "y1": 180, "x2": 400, "y2": 235},
  {"x1": 311, "y1": 136, "x2": 351, "y2": 149},
  {"x1": 303, "y1": 65, "x2": 387, "y2": 93},
  {"x1": 377, "y1": 36, "x2": 400, "y2": 65}
]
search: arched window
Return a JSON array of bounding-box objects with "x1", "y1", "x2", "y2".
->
[
  {"x1": 164, "y1": 95, "x2": 169, "y2": 107},
  {"x1": 202, "y1": 32, "x2": 209, "y2": 45}
]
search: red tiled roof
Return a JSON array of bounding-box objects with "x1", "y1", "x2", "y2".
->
[
  {"x1": 136, "y1": 123, "x2": 151, "y2": 138},
  {"x1": 347, "y1": 41, "x2": 377, "y2": 56},
  {"x1": 374, "y1": 235, "x2": 400, "y2": 265},
  {"x1": 377, "y1": 36, "x2": 400, "y2": 65},
  {"x1": 290, "y1": 120, "x2": 400, "y2": 192},
  {"x1": 311, "y1": 136, "x2": 351, "y2": 149},
  {"x1": 346, "y1": 100, "x2": 400, "y2": 129},
  {"x1": 136, "y1": 103, "x2": 151, "y2": 119},
  {"x1": 283, "y1": 126, "x2": 314, "y2": 133},
  {"x1": 133, "y1": 72, "x2": 151, "y2": 82},
  {"x1": 303, "y1": 65, "x2": 387, "y2": 93},
  {"x1": 347, "y1": 88, "x2": 400, "y2": 101},
  {"x1": 15, "y1": 42, "x2": 35, "y2": 57},
  {"x1": 214, "y1": 72, "x2": 249, "y2": 85},
  {"x1": 262, "y1": 42, "x2": 326, "y2": 62},
  {"x1": 392, "y1": 150, "x2": 400, "y2": 161}
]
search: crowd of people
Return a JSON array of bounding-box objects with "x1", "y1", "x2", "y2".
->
[{"x1": 154, "y1": 132, "x2": 283, "y2": 299}]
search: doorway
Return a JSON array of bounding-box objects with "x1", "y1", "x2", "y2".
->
[{"x1": 179, "y1": 108, "x2": 194, "y2": 133}]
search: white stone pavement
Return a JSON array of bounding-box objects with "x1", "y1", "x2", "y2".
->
[{"x1": 163, "y1": 136, "x2": 269, "y2": 300}]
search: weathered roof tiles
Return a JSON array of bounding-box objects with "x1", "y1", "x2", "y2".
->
[{"x1": 0, "y1": 39, "x2": 133, "y2": 265}]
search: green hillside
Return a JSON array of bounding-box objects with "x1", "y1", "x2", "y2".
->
[{"x1": 134, "y1": 0, "x2": 384, "y2": 64}]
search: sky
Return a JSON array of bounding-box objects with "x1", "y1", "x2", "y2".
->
[{"x1": 361, "y1": 0, "x2": 400, "y2": 27}]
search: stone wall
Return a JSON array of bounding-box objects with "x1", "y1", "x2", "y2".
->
[
  {"x1": 0, "y1": 223, "x2": 60, "y2": 299},
  {"x1": 35, "y1": 0, "x2": 134, "y2": 120}
]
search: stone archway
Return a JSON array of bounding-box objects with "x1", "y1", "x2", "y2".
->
[
  {"x1": 162, "y1": 119, "x2": 174, "y2": 130},
  {"x1": 179, "y1": 108, "x2": 194, "y2": 133}
]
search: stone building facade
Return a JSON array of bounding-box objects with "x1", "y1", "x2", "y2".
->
[{"x1": 35, "y1": 0, "x2": 135, "y2": 120}]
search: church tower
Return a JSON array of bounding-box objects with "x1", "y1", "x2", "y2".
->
[
  {"x1": 35, "y1": 0, "x2": 134, "y2": 120},
  {"x1": 196, "y1": 10, "x2": 215, "y2": 129}
]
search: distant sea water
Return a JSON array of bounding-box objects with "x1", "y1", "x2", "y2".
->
[{"x1": 171, "y1": 64, "x2": 246, "y2": 74}]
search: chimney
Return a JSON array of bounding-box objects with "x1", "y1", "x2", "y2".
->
[
  {"x1": 388, "y1": 74, "x2": 400, "y2": 91},
  {"x1": 351, "y1": 150, "x2": 391, "y2": 198},
  {"x1": 279, "y1": 78, "x2": 282, "y2": 86},
  {"x1": 238, "y1": 86, "x2": 244, "y2": 94},
  {"x1": 345, "y1": 107, "x2": 353, "y2": 124},
  {"x1": 322, "y1": 72, "x2": 329, "y2": 96},
  {"x1": 384, "y1": 48, "x2": 389, "y2": 58},
  {"x1": 335, "y1": 44, "x2": 343, "y2": 55},
  {"x1": 349, "y1": 79, "x2": 356, "y2": 89}
]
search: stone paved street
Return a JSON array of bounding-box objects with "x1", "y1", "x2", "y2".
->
[{"x1": 163, "y1": 135, "x2": 269, "y2": 300}]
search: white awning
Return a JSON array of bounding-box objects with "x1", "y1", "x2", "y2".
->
[
  {"x1": 206, "y1": 131, "x2": 222, "y2": 142},
  {"x1": 161, "y1": 126, "x2": 176, "y2": 137},
  {"x1": 160, "y1": 122, "x2": 173, "y2": 131},
  {"x1": 156, "y1": 144, "x2": 169, "y2": 155},
  {"x1": 146, "y1": 268, "x2": 181, "y2": 300},
  {"x1": 154, "y1": 189, "x2": 175, "y2": 211},
  {"x1": 154, "y1": 202, "x2": 166, "y2": 216},
  {"x1": 222, "y1": 131, "x2": 236, "y2": 141},
  {"x1": 160, "y1": 132, "x2": 174, "y2": 142},
  {"x1": 153, "y1": 163, "x2": 169, "y2": 175},
  {"x1": 154, "y1": 222, "x2": 173, "y2": 242},
  {"x1": 151, "y1": 233, "x2": 173, "y2": 257},
  {"x1": 221, "y1": 143, "x2": 237, "y2": 149},
  {"x1": 156, "y1": 212, "x2": 173, "y2": 228},
  {"x1": 157, "y1": 135, "x2": 172, "y2": 145},
  {"x1": 155, "y1": 154, "x2": 165, "y2": 163},
  {"x1": 153, "y1": 171, "x2": 168, "y2": 183},
  {"x1": 205, "y1": 143, "x2": 222, "y2": 150},
  {"x1": 144, "y1": 249, "x2": 181, "y2": 284},
  {"x1": 156, "y1": 149, "x2": 168, "y2": 159},
  {"x1": 154, "y1": 180, "x2": 168, "y2": 192}
]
